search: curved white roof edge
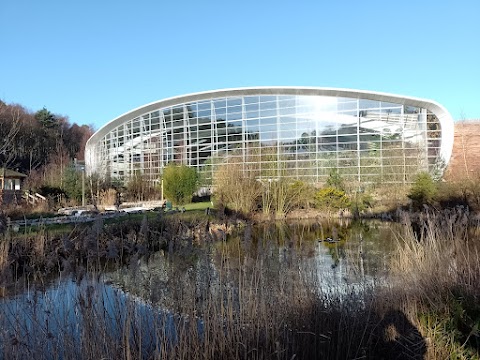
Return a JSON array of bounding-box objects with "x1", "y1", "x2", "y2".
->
[{"x1": 86, "y1": 86, "x2": 454, "y2": 167}]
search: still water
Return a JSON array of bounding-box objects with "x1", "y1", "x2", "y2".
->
[
  {"x1": 107, "y1": 220, "x2": 399, "y2": 307},
  {"x1": 0, "y1": 219, "x2": 402, "y2": 358}
]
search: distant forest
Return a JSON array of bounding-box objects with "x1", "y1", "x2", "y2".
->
[{"x1": 0, "y1": 100, "x2": 93, "y2": 174}]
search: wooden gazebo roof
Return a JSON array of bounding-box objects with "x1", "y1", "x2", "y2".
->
[{"x1": 0, "y1": 168, "x2": 27, "y2": 178}]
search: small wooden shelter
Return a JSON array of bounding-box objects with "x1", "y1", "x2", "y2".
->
[{"x1": 0, "y1": 168, "x2": 27, "y2": 205}]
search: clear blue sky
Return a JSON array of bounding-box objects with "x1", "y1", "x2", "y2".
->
[{"x1": 1, "y1": 0, "x2": 479, "y2": 130}]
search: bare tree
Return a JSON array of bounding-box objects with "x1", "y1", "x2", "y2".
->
[{"x1": 0, "y1": 102, "x2": 21, "y2": 168}]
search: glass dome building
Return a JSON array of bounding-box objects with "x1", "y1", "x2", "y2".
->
[{"x1": 85, "y1": 87, "x2": 454, "y2": 185}]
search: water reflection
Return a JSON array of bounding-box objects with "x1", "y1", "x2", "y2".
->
[
  {"x1": 0, "y1": 220, "x2": 401, "y2": 358},
  {"x1": 106, "y1": 220, "x2": 399, "y2": 311},
  {"x1": 0, "y1": 275, "x2": 182, "y2": 359}
]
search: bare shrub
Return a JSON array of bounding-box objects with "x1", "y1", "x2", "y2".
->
[
  {"x1": 98, "y1": 188, "x2": 117, "y2": 206},
  {"x1": 213, "y1": 160, "x2": 262, "y2": 214}
]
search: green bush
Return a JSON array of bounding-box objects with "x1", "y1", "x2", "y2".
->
[
  {"x1": 162, "y1": 164, "x2": 199, "y2": 205},
  {"x1": 289, "y1": 180, "x2": 316, "y2": 209},
  {"x1": 314, "y1": 187, "x2": 351, "y2": 212}
]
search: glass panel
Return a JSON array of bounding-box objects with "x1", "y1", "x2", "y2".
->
[
  {"x1": 227, "y1": 112, "x2": 242, "y2": 121},
  {"x1": 279, "y1": 116, "x2": 295, "y2": 124},
  {"x1": 172, "y1": 120, "x2": 184, "y2": 130},
  {"x1": 278, "y1": 122, "x2": 296, "y2": 134},
  {"x1": 245, "y1": 103, "x2": 259, "y2": 119},
  {"x1": 197, "y1": 129, "x2": 211, "y2": 138},
  {"x1": 227, "y1": 119, "x2": 243, "y2": 128},
  {"x1": 337, "y1": 97, "x2": 355, "y2": 103},
  {"x1": 198, "y1": 110, "x2": 211, "y2": 118},
  {"x1": 227, "y1": 98, "x2": 242, "y2": 107},
  {"x1": 296, "y1": 105, "x2": 312, "y2": 114},
  {"x1": 227, "y1": 105, "x2": 242, "y2": 114},
  {"x1": 381, "y1": 101, "x2": 401, "y2": 108},
  {"x1": 277, "y1": 96, "x2": 296, "y2": 108},
  {"x1": 244, "y1": 96, "x2": 259, "y2": 104},
  {"x1": 405, "y1": 105, "x2": 420, "y2": 114},
  {"x1": 279, "y1": 130, "x2": 295, "y2": 140},
  {"x1": 246, "y1": 131, "x2": 260, "y2": 141},
  {"x1": 260, "y1": 100, "x2": 277, "y2": 110},
  {"x1": 260, "y1": 109, "x2": 277, "y2": 117},
  {"x1": 259, "y1": 117, "x2": 276, "y2": 126},
  {"x1": 172, "y1": 106, "x2": 184, "y2": 116},
  {"x1": 278, "y1": 107, "x2": 296, "y2": 116},
  {"x1": 215, "y1": 107, "x2": 226, "y2": 119},
  {"x1": 186, "y1": 104, "x2": 197, "y2": 117},
  {"x1": 197, "y1": 102, "x2": 211, "y2": 111},
  {"x1": 259, "y1": 124, "x2": 276, "y2": 133},
  {"x1": 213, "y1": 99, "x2": 226, "y2": 109},
  {"x1": 359, "y1": 99, "x2": 380, "y2": 109},
  {"x1": 380, "y1": 108, "x2": 401, "y2": 115},
  {"x1": 188, "y1": 117, "x2": 198, "y2": 126},
  {"x1": 246, "y1": 119, "x2": 260, "y2": 132},
  {"x1": 338, "y1": 101, "x2": 357, "y2": 112},
  {"x1": 260, "y1": 131, "x2": 277, "y2": 143},
  {"x1": 227, "y1": 133, "x2": 243, "y2": 142},
  {"x1": 259, "y1": 96, "x2": 276, "y2": 103}
]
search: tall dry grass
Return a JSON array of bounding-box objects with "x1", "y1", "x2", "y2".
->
[
  {"x1": 0, "y1": 221, "x2": 393, "y2": 359},
  {"x1": 1, "y1": 211, "x2": 478, "y2": 359},
  {"x1": 387, "y1": 208, "x2": 480, "y2": 359}
]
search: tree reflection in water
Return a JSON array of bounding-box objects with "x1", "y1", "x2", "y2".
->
[{"x1": 0, "y1": 220, "x2": 425, "y2": 359}]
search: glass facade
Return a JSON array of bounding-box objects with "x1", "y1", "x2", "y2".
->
[{"x1": 86, "y1": 88, "x2": 453, "y2": 185}]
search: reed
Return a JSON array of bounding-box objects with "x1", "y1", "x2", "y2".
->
[
  {"x1": 0, "y1": 222, "x2": 382, "y2": 359},
  {"x1": 0, "y1": 209, "x2": 478, "y2": 358},
  {"x1": 387, "y1": 208, "x2": 480, "y2": 359}
]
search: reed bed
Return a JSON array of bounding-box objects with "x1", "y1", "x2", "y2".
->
[
  {"x1": 0, "y1": 209, "x2": 478, "y2": 359},
  {"x1": 0, "y1": 244, "x2": 381, "y2": 359},
  {"x1": 386, "y1": 208, "x2": 480, "y2": 359}
]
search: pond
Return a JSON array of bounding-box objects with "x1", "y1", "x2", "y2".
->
[{"x1": 0, "y1": 219, "x2": 403, "y2": 359}]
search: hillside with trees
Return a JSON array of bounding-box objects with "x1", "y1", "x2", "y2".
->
[{"x1": 0, "y1": 100, "x2": 94, "y2": 199}]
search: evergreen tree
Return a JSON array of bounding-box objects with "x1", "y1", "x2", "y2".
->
[
  {"x1": 62, "y1": 165, "x2": 82, "y2": 202},
  {"x1": 408, "y1": 172, "x2": 437, "y2": 209},
  {"x1": 35, "y1": 107, "x2": 58, "y2": 128},
  {"x1": 326, "y1": 168, "x2": 345, "y2": 191}
]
